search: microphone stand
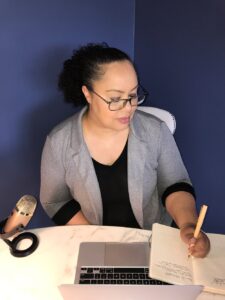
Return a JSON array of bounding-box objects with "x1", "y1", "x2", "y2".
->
[{"x1": 0, "y1": 218, "x2": 39, "y2": 257}]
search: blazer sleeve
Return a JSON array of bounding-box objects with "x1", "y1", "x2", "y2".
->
[
  {"x1": 156, "y1": 122, "x2": 195, "y2": 204},
  {"x1": 40, "y1": 136, "x2": 80, "y2": 224}
]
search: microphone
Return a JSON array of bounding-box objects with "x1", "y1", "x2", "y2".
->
[
  {"x1": 3, "y1": 195, "x2": 37, "y2": 233},
  {"x1": 0, "y1": 195, "x2": 39, "y2": 257}
]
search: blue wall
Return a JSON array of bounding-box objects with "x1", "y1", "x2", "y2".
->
[
  {"x1": 1, "y1": 0, "x2": 224, "y2": 234},
  {"x1": 0, "y1": 0, "x2": 135, "y2": 228},
  {"x1": 134, "y1": 0, "x2": 225, "y2": 233}
]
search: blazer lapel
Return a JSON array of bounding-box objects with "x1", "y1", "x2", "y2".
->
[
  {"x1": 128, "y1": 119, "x2": 147, "y2": 228},
  {"x1": 70, "y1": 107, "x2": 103, "y2": 224},
  {"x1": 72, "y1": 146, "x2": 103, "y2": 224}
]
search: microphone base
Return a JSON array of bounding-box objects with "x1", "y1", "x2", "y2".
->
[
  {"x1": 0, "y1": 218, "x2": 39, "y2": 257},
  {"x1": 3, "y1": 232, "x2": 39, "y2": 257}
]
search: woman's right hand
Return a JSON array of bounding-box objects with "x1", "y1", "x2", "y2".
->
[{"x1": 180, "y1": 223, "x2": 210, "y2": 258}]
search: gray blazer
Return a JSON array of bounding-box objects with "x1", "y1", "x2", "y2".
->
[{"x1": 40, "y1": 107, "x2": 191, "y2": 229}]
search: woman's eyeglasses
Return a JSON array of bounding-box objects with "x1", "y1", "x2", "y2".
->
[{"x1": 88, "y1": 85, "x2": 149, "y2": 111}]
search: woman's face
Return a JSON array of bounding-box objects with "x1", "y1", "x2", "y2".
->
[{"x1": 82, "y1": 60, "x2": 138, "y2": 132}]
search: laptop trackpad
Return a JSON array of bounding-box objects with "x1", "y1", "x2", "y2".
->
[{"x1": 104, "y1": 242, "x2": 149, "y2": 266}]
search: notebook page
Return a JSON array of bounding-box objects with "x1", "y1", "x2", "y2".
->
[{"x1": 150, "y1": 223, "x2": 193, "y2": 285}]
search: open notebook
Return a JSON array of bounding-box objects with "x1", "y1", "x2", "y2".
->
[{"x1": 150, "y1": 223, "x2": 225, "y2": 295}]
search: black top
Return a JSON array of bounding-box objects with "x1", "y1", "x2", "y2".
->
[{"x1": 92, "y1": 142, "x2": 140, "y2": 228}]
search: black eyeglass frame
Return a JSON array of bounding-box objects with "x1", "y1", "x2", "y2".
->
[{"x1": 87, "y1": 85, "x2": 149, "y2": 111}]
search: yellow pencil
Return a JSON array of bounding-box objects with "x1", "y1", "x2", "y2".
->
[{"x1": 193, "y1": 205, "x2": 208, "y2": 238}]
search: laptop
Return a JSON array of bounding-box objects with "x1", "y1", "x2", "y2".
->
[
  {"x1": 74, "y1": 241, "x2": 158, "y2": 285},
  {"x1": 59, "y1": 242, "x2": 202, "y2": 299},
  {"x1": 59, "y1": 284, "x2": 202, "y2": 300}
]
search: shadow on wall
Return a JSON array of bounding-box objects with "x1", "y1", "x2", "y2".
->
[{"x1": 0, "y1": 46, "x2": 80, "y2": 228}]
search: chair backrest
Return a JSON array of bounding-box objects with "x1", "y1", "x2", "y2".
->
[{"x1": 137, "y1": 106, "x2": 176, "y2": 134}]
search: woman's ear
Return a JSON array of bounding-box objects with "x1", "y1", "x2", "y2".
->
[{"x1": 82, "y1": 85, "x2": 92, "y2": 104}]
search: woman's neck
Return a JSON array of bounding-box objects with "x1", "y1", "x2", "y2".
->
[{"x1": 82, "y1": 112, "x2": 129, "y2": 165}]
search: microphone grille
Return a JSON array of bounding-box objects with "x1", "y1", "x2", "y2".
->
[{"x1": 16, "y1": 195, "x2": 37, "y2": 216}]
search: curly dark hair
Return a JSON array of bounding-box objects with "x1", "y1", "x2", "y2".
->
[{"x1": 58, "y1": 43, "x2": 134, "y2": 106}]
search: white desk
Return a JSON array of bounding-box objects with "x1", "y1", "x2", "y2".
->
[{"x1": 0, "y1": 225, "x2": 224, "y2": 300}]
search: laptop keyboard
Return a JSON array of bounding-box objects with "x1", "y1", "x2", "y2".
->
[{"x1": 79, "y1": 267, "x2": 170, "y2": 285}]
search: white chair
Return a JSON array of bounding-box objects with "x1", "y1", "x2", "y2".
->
[{"x1": 137, "y1": 106, "x2": 176, "y2": 134}]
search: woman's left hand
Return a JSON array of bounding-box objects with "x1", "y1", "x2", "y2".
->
[{"x1": 180, "y1": 224, "x2": 210, "y2": 258}]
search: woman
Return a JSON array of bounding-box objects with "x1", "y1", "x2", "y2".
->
[{"x1": 40, "y1": 43, "x2": 210, "y2": 257}]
